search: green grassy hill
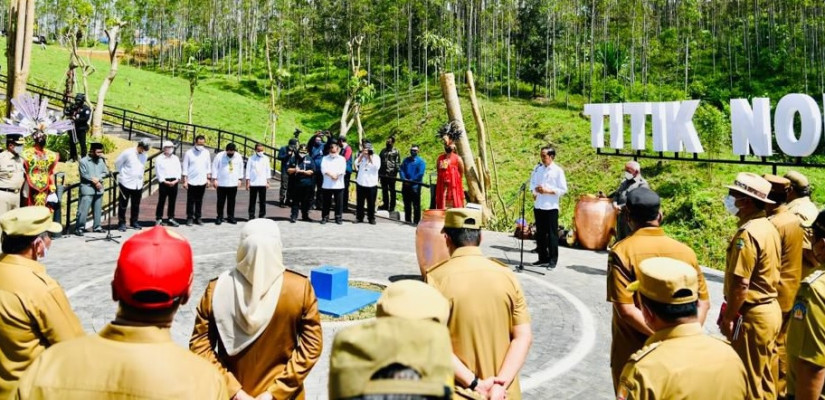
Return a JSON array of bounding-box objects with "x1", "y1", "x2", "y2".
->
[{"x1": 8, "y1": 40, "x2": 825, "y2": 269}]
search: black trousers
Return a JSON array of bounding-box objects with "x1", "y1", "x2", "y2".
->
[
  {"x1": 356, "y1": 185, "x2": 378, "y2": 222},
  {"x1": 279, "y1": 170, "x2": 290, "y2": 204},
  {"x1": 186, "y1": 184, "x2": 206, "y2": 220},
  {"x1": 291, "y1": 184, "x2": 313, "y2": 219},
  {"x1": 534, "y1": 208, "x2": 559, "y2": 264},
  {"x1": 314, "y1": 174, "x2": 324, "y2": 208},
  {"x1": 402, "y1": 184, "x2": 422, "y2": 224},
  {"x1": 118, "y1": 184, "x2": 142, "y2": 225},
  {"x1": 155, "y1": 183, "x2": 178, "y2": 220},
  {"x1": 248, "y1": 186, "x2": 267, "y2": 218},
  {"x1": 380, "y1": 177, "x2": 396, "y2": 210},
  {"x1": 216, "y1": 186, "x2": 238, "y2": 219},
  {"x1": 322, "y1": 188, "x2": 344, "y2": 221},
  {"x1": 69, "y1": 127, "x2": 88, "y2": 161},
  {"x1": 343, "y1": 172, "x2": 352, "y2": 211}
]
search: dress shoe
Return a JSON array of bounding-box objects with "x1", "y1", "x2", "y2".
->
[
  {"x1": 118, "y1": 224, "x2": 127, "y2": 232},
  {"x1": 156, "y1": 219, "x2": 163, "y2": 226},
  {"x1": 74, "y1": 229, "x2": 84, "y2": 237},
  {"x1": 353, "y1": 220, "x2": 363, "y2": 224},
  {"x1": 215, "y1": 218, "x2": 223, "y2": 225},
  {"x1": 92, "y1": 227, "x2": 104, "y2": 233},
  {"x1": 320, "y1": 219, "x2": 328, "y2": 225},
  {"x1": 369, "y1": 220, "x2": 376, "y2": 225},
  {"x1": 532, "y1": 260, "x2": 548, "y2": 266},
  {"x1": 302, "y1": 216, "x2": 312, "y2": 222},
  {"x1": 130, "y1": 223, "x2": 142, "y2": 230},
  {"x1": 166, "y1": 219, "x2": 180, "y2": 227},
  {"x1": 335, "y1": 219, "x2": 343, "y2": 225},
  {"x1": 290, "y1": 217, "x2": 297, "y2": 223},
  {"x1": 195, "y1": 219, "x2": 204, "y2": 226},
  {"x1": 186, "y1": 218, "x2": 193, "y2": 226},
  {"x1": 227, "y1": 218, "x2": 237, "y2": 224},
  {"x1": 547, "y1": 263, "x2": 557, "y2": 270}
]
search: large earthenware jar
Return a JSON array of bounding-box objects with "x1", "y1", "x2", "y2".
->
[
  {"x1": 416, "y1": 210, "x2": 451, "y2": 278},
  {"x1": 574, "y1": 196, "x2": 617, "y2": 250}
]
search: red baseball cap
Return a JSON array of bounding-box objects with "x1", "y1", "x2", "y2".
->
[{"x1": 113, "y1": 226, "x2": 194, "y2": 309}]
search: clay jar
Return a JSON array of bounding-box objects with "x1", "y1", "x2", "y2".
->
[
  {"x1": 415, "y1": 210, "x2": 451, "y2": 278},
  {"x1": 574, "y1": 196, "x2": 617, "y2": 251}
]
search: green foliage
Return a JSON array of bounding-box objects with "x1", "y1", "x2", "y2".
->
[
  {"x1": 43, "y1": 134, "x2": 116, "y2": 161},
  {"x1": 595, "y1": 42, "x2": 627, "y2": 78}
]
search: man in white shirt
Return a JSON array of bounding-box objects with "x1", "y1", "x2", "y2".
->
[
  {"x1": 182, "y1": 135, "x2": 212, "y2": 226},
  {"x1": 354, "y1": 141, "x2": 381, "y2": 225},
  {"x1": 245, "y1": 142, "x2": 271, "y2": 220},
  {"x1": 114, "y1": 138, "x2": 150, "y2": 232},
  {"x1": 529, "y1": 146, "x2": 568, "y2": 269},
  {"x1": 212, "y1": 143, "x2": 244, "y2": 225},
  {"x1": 154, "y1": 141, "x2": 181, "y2": 227},
  {"x1": 320, "y1": 142, "x2": 347, "y2": 225}
]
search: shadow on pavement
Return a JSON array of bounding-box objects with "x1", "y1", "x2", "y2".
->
[
  {"x1": 567, "y1": 264, "x2": 608, "y2": 276},
  {"x1": 388, "y1": 274, "x2": 424, "y2": 282}
]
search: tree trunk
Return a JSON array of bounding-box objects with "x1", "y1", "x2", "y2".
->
[
  {"x1": 465, "y1": 71, "x2": 491, "y2": 193},
  {"x1": 265, "y1": 35, "x2": 277, "y2": 147},
  {"x1": 6, "y1": 0, "x2": 35, "y2": 116},
  {"x1": 439, "y1": 73, "x2": 491, "y2": 221},
  {"x1": 91, "y1": 22, "x2": 126, "y2": 137}
]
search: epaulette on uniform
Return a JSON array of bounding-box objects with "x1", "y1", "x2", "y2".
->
[
  {"x1": 802, "y1": 270, "x2": 825, "y2": 286},
  {"x1": 628, "y1": 342, "x2": 661, "y2": 363}
]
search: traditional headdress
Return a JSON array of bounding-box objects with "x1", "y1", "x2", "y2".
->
[
  {"x1": 437, "y1": 120, "x2": 463, "y2": 143},
  {"x1": 0, "y1": 93, "x2": 74, "y2": 142}
]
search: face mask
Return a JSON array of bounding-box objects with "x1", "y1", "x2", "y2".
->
[
  {"x1": 256, "y1": 151, "x2": 264, "y2": 156},
  {"x1": 724, "y1": 195, "x2": 739, "y2": 216},
  {"x1": 34, "y1": 238, "x2": 49, "y2": 262},
  {"x1": 195, "y1": 145, "x2": 204, "y2": 151},
  {"x1": 624, "y1": 171, "x2": 634, "y2": 180},
  {"x1": 13, "y1": 145, "x2": 22, "y2": 154},
  {"x1": 410, "y1": 151, "x2": 418, "y2": 157},
  {"x1": 164, "y1": 148, "x2": 173, "y2": 155},
  {"x1": 226, "y1": 152, "x2": 235, "y2": 158}
]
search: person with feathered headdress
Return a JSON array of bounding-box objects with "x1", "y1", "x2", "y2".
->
[
  {"x1": 0, "y1": 93, "x2": 74, "y2": 211},
  {"x1": 435, "y1": 121, "x2": 465, "y2": 209}
]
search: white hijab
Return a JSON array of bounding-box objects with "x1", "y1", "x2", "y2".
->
[{"x1": 213, "y1": 219, "x2": 286, "y2": 356}]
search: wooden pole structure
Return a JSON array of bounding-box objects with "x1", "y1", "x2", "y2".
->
[
  {"x1": 439, "y1": 72, "x2": 491, "y2": 221},
  {"x1": 465, "y1": 70, "x2": 492, "y2": 193},
  {"x1": 6, "y1": 0, "x2": 35, "y2": 116}
]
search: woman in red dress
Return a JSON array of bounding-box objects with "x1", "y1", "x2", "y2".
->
[{"x1": 435, "y1": 143, "x2": 464, "y2": 209}]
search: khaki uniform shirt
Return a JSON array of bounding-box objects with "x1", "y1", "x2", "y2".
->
[
  {"x1": 616, "y1": 323, "x2": 748, "y2": 400},
  {"x1": 787, "y1": 270, "x2": 825, "y2": 399},
  {"x1": 426, "y1": 246, "x2": 531, "y2": 400},
  {"x1": 788, "y1": 197, "x2": 821, "y2": 277},
  {"x1": 190, "y1": 271, "x2": 323, "y2": 399},
  {"x1": 13, "y1": 323, "x2": 228, "y2": 399},
  {"x1": 0, "y1": 254, "x2": 83, "y2": 398},
  {"x1": 606, "y1": 227, "x2": 709, "y2": 382},
  {"x1": 725, "y1": 210, "x2": 781, "y2": 304},
  {"x1": 0, "y1": 150, "x2": 25, "y2": 190},
  {"x1": 768, "y1": 205, "x2": 805, "y2": 312}
]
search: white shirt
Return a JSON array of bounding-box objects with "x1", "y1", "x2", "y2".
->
[
  {"x1": 115, "y1": 147, "x2": 147, "y2": 190},
  {"x1": 182, "y1": 147, "x2": 212, "y2": 186},
  {"x1": 245, "y1": 153, "x2": 271, "y2": 187},
  {"x1": 321, "y1": 154, "x2": 346, "y2": 189},
  {"x1": 155, "y1": 153, "x2": 181, "y2": 182},
  {"x1": 530, "y1": 162, "x2": 568, "y2": 210},
  {"x1": 212, "y1": 151, "x2": 244, "y2": 187},
  {"x1": 355, "y1": 154, "x2": 381, "y2": 187}
]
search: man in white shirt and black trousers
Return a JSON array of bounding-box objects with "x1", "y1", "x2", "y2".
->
[
  {"x1": 245, "y1": 142, "x2": 271, "y2": 220},
  {"x1": 182, "y1": 135, "x2": 212, "y2": 226},
  {"x1": 321, "y1": 142, "x2": 347, "y2": 224},
  {"x1": 212, "y1": 143, "x2": 244, "y2": 225},
  {"x1": 154, "y1": 141, "x2": 181, "y2": 227},
  {"x1": 529, "y1": 146, "x2": 568, "y2": 270},
  {"x1": 114, "y1": 138, "x2": 150, "y2": 232},
  {"x1": 354, "y1": 141, "x2": 381, "y2": 224}
]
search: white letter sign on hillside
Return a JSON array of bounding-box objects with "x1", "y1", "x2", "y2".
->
[
  {"x1": 623, "y1": 102, "x2": 650, "y2": 150},
  {"x1": 730, "y1": 98, "x2": 772, "y2": 156},
  {"x1": 583, "y1": 103, "x2": 608, "y2": 148},
  {"x1": 774, "y1": 94, "x2": 822, "y2": 157}
]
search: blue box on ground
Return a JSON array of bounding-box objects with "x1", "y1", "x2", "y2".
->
[
  {"x1": 311, "y1": 266, "x2": 349, "y2": 301},
  {"x1": 317, "y1": 287, "x2": 382, "y2": 317}
]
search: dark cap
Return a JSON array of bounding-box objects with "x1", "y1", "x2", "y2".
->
[
  {"x1": 626, "y1": 187, "x2": 660, "y2": 222},
  {"x1": 813, "y1": 210, "x2": 825, "y2": 239},
  {"x1": 225, "y1": 143, "x2": 237, "y2": 151},
  {"x1": 288, "y1": 138, "x2": 298, "y2": 146},
  {"x1": 6, "y1": 135, "x2": 23, "y2": 146},
  {"x1": 338, "y1": 134, "x2": 347, "y2": 141},
  {"x1": 89, "y1": 142, "x2": 104, "y2": 151}
]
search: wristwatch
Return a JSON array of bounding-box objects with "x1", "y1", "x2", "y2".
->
[{"x1": 468, "y1": 376, "x2": 479, "y2": 391}]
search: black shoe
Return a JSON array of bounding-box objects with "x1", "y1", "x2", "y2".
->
[
  {"x1": 186, "y1": 218, "x2": 193, "y2": 226},
  {"x1": 336, "y1": 219, "x2": 343, "y2": 225},
  {"x1": 130, "y1": 223, "x2": 142, "y2": 230},
  {"x1": 195, "y1": 219, "x2": 203, "y2": 226},
  {"x1": 248, "y1": 215, "x2": 255, "y2": 221},
  {"x1": 156, "y1": 219, "x2": 163, "y2": 226},
  {"x1": 227, "y1": 218, "x2": 237, "y2": 224},
  {"x1": 167, "y1": 219, "x2": 180, "y2": 227},
  {"x1": 354, "y1": 220, "x2": 363, "y2": 224},
  {"x1": 92, "y1": 227, "x2": 104, "y2": 233},
  {"x1": 531, "y1": 248, "x2": 538, "y2": 253},
  {"x1": 547, "y1": 263, "x2": 557, "y2": 270},
  {"x1": 302, "y1": 216, "x2": 312, "y2": 222},
  {"x1": 74, "y1": 229, "x2": 84, "y2": 237},
  {"x1": 290, "y1": 217, "x2": 297, "y2": 223},
  {"x1": 369, "y1": 220, "x2": 376, "y2": 225},
  {"x1": 215, "y1": 218, "x2": 223, "y2": 225},
  {"x1": 320, "y1": 219, "x2": 328, "y2": 225},
  {"x1": 118, "y1": 224, "x2": 127, "y2": 232},
  {"x1": 532, "y1": 260, "x2": 548, "y2": 266},
  {"x1": 378, "y1": 205, "x2": 387, "y2": 211},
  {"x1": 279, "y1": 202, "x2": 286, "y2": 208}
]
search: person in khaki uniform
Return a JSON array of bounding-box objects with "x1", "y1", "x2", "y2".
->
[
  {"x1": 426, "y1": 208, "x2": 532, "y2": 400},
  {"x1": 616, "y1": 257, "x2": 747, "y2": 399},
  {"x1": 787, "y1": 210, "x2": 825, "y2": 399},
  {"x1": 0, "y1": 206, "x2": 83, "y2": 398},
  {"x1": 720, "y1": 172, "x2": 783, "y2": 400},
  {"x1": 0, "y1": 135, "x2": 25, "y2": 215},
  {"x1": 785, "y1": 171, "x2": 820, "y2": 278},
  {"x1": 764, "y1": 174, "x2": 806, "y2": 398},
  {"x1": 13, "y1": 226, "x2": 227, "y2": 399},
  {"x1": 606, "y1": 187, "x2": 710, "y2": 389},
  {"x1": 190, "y1": 219, "x2": 323, "y2": 400}
]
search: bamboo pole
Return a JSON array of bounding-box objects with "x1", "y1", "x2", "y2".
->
[{"x1": 465, "y1": 70, "x2": 492, "y2": 193}]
